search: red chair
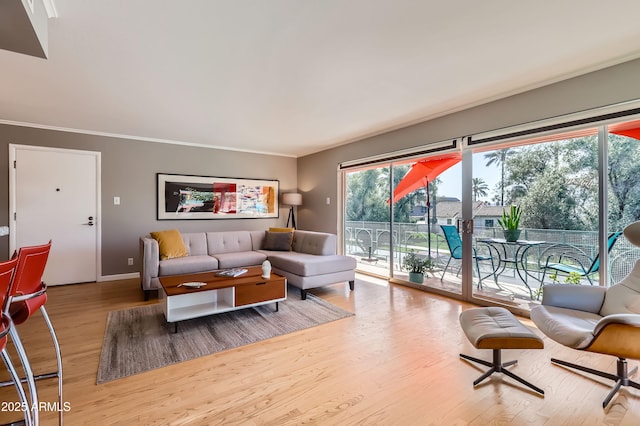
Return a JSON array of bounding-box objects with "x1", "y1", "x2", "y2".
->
[
  {"x1": 0, "y1": 256, "x2": 37, "y2": 425},
  {"x1": 4, "y1": 241, "x2": 61, "y2": 424}
]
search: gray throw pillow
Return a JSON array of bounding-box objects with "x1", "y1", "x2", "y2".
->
[{"x1": 262, "y1": 231, "x2": 293, "y2": 251}]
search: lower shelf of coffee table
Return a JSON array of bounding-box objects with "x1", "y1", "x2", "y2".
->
[{"x1": 160, "y1": 279, "x2": 286, "y2": 323}]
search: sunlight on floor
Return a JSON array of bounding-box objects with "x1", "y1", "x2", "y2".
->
[{"x1": 355, "y1": 272, "x2": 389, "y2": 287}]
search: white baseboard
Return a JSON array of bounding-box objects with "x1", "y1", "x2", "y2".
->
[{"x1": 99, "y1": 272, "x2": 140, "y2": 282}]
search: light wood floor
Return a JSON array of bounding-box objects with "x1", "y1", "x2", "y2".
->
[{"x1": 1, "y1": 275, "x2": 640, "y2": 425}]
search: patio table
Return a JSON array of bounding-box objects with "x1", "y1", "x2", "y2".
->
[{"x1": 477, "y1": 238, "x2": 545, "y2": 299}]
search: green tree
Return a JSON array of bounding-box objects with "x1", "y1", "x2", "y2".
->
[
  {"x1": 345, "y1": 169, "x2": 390, "y2": 222},
  {"x1": 385, "y1": 164, "x2": 416, "y2": 223},
  {"x1": 562, "y1": 134, "x2": 640, "y2": 230},
  {"x1": 519, "y1": 169, "x2": 579, "y2": 230},
  {"x1": 504, "y1": 141, "x2": 592, "y2": 230},
  {"x1": 472, "y1": 177, "x2": 489, "y2": 201},
  {"x1": 484, "y1": 149, "x2": 511, "y2": 206},
  {"x1": 606, "y1": 135, "x2": 640, "y2": 229},
  {"x1": 345, "y1": 165, "x2": 420, "y2": 224},
  {"x1": 563, "y1": 136, "x2": 598, "y2": 229}
]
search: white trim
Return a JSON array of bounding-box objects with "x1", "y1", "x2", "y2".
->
[
  {"x1": 99, "y1": 272, "x2": 140, "y2": 282},
  {"x1": 336, "y1": 168, "x2": 344, "y2": 255},
  {"x1": 339, "y1": 138, "x2": 458, "y2": 170},
  {"x1": 9, "y1": 144, "x2": 102, "y2": 283},
  {"x1": 0, "y1": 119, "x2": 297, "y2": 159},
  {"x1": 42, "y1": 0, "x2": 57, "y2": 18},
  {"x1": 466, "y1": 99, "x2": 640, "y2": 147},
  {"x1": 597, "y1": 126, "x2": 609, "y2": 285}
]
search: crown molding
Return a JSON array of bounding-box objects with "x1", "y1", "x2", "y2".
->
[{"x1": 43, "y1": 0, "x2": 57, "y2": 18}]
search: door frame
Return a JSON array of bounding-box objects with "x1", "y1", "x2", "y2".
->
[{"x1": 8, "y1": 144, "x2": 102, "y2": 282}]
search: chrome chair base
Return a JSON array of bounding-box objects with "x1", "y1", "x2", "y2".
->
[
  {"x1": 6, "y1": 327, "x2": 38, "y2": 426},
  {"x1": 0, "y1": 307, "x2": 63, "y2": 425},
  {"x1": 551, "y1": 357, "x2": 640, "y2": 408},
  {"x1": 461, "y1": 349, "x2": 545, "y2": 395},
  {"x1": 1, "y1": 345, "x2": 33, "y2": 425}
]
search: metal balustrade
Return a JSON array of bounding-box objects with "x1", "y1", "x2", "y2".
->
[{"x1": 345, "y1": 221, "x2": 640, "y2": 296}]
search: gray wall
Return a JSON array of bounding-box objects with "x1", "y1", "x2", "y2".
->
[
  {"x1": 0, "y1": 125, "x2": 297, "y2": 276},
  {"x1": 0, "y1": 0, "x2": 49, "y2": 58},
  {"x1": 4, "y1": 57, "x2": 640, "y2": 275},
  {"x1": 298, "y1": 58, "x2": 640, "y2": 234}
]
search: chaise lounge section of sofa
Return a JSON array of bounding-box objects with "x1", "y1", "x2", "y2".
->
[{"x1": 140, "y1": 229, "x2": 356, "y2": 301}]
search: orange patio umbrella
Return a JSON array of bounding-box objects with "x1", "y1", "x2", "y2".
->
[
  {"x1": 392, "y1": 154, "x2": 462, "y2": 203},
  {"x1": 610, "y1": 120, "x2": 640, "y2": 140},
  {"x1": 393, "y1": 153, "x2": 461, "y2": 259}
]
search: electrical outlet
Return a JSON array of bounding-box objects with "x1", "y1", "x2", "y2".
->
[{"x1": 127, "y1": 257, "x2": 133, "y2": 266}]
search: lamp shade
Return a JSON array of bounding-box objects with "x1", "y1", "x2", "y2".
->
[{"x1": 282, "y1": 192, "x2": 302, "y2": 206}]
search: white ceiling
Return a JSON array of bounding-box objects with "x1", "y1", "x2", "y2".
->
[{"x1": 2, "y1": 1, "x2": 640, "y2": 158}]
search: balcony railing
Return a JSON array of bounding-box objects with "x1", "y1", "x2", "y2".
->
[{"x1": 345, "y1": 221, "x2": 640, "y2": 288}]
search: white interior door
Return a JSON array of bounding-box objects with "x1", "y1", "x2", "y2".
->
[{"x1": 9, "y1": 145, "x2": 101, "y2": 285}]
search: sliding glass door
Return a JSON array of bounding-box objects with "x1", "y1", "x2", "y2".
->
[
  {"x1": 344, "y1": 166, "x2": 392, "y2": 278},
  {"x1": 390, "y1": 155, "x2": 463, "y2": 297},
  {"x1": 342, "y1": 149, "x2": 466, "y2": 299},
  {"x1": 607, "y1": 120, "x2": 640, "y2": 283},
  {"x1": 342, "y1": 110, "x2": 640, "y2": 310},
  {"x1": 469, "y1": 129, "x2": 602, "y2": 308}
]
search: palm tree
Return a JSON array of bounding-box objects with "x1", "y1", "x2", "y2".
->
[
  {"x1": 472, "y1": 177, "x2": 489, "y2": 201},
  {"x1": 484, "y1": 149, "x2": 511, "y2": 206}
]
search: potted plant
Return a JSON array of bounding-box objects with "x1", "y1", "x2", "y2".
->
[
  {"x1": 498, "y1": 204, "x2": 522, "y2": 242},
  {"x1": 402, "y1": 250, "x2": 433, "y2": 283}
]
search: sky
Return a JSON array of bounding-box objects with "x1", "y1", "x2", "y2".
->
[{"x1": 436, "y1": 153, "x2": 501, "y2": 203}]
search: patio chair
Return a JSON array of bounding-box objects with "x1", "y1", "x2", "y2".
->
[
  {"x1": 439, "y1": 225, "x2": 496, "y2": 288},
  {"x1": 355, "y1": 228, "x2": 378, "y2": 262},
  {"x1": 540, "y1": 232, "x2": 622, "y2": 285}
]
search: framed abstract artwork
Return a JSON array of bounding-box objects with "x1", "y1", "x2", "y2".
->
[{"x1": 157, "y1": 173, "x2": 279, "y2": 220}]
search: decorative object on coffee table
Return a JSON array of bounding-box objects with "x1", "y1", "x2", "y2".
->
[
  {"x1": 262, "y1": 260, "x2": 271, "y2": 278},
  {"x1": 215, "y1": 268, "x2": 248, "y2": 277}
]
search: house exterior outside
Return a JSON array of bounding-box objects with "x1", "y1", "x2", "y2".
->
[{"x1": 416, "y1": 200, "x2": 505, "y2": 230}]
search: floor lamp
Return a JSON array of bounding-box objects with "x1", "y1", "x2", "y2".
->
[{"x1": 282, "y1": 193, "x2": 302, "y2": 229}]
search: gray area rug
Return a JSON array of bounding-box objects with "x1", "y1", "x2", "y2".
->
[{"x1": 97, "y1": 290, "x2": 353, "y2": 384}]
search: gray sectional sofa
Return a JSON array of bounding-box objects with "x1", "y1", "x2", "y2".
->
[{"x1": 140, "y1": 229, "x2": 356, "y2": 300}]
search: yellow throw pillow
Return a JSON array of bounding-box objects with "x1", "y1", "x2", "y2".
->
[
  {"x1": 150, "y1": 229, "x2": 188, "y2": 260},
  {"x1": 269, "y1": 227, "x2": 295, "y2": 233}
]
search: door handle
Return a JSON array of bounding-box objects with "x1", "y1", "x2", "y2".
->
[{"x1": 85, "y1": 216, "x2": 94, "y2": 226}]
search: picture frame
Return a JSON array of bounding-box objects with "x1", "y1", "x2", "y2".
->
[{"x1": 157, "y1": 173, "x2": 279, "y2": 220}]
